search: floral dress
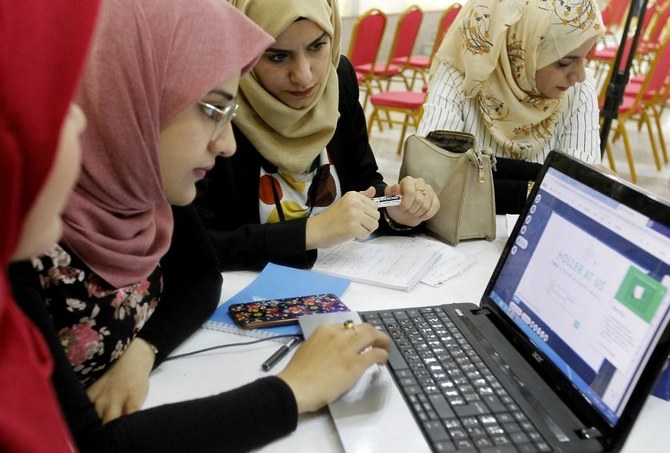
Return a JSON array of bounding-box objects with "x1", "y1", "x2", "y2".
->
[{"x1": 31, "y1": 243, "x2": 162, "y2": 387}]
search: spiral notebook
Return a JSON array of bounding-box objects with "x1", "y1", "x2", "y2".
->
[
  {"x1": 312, "y1": 237, "x2": 442, "y2": 291},
  {"x1": 204, "y1": 263, "x2": 351, "y2": 339}
]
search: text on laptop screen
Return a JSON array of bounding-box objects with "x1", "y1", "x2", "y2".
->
[{"x1": 488, "y1": 168, "x2": 670, "y2": 426}]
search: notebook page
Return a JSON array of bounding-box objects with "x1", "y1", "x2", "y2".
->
[{"x1": 312, "y1": 238, "x2": 441, "y2": 291}]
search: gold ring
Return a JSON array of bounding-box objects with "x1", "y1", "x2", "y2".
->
[
  {"x1": 418, "y1": 187, "x2": 426, "y2": 195},
  {"x1": 343, "y1": 320, "x2": 357, "y2": 333}
]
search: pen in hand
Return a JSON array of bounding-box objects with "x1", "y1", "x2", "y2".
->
[
  {"x1": 261, "y1": 336, "x2": 303, "y2": 372},
  {"x1": 372, "y1": 195, "x2": 401, "y2": 208}
]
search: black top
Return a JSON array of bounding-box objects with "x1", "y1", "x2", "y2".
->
[
  {"x1": 9, "y1": 204, "x2": 298, "y2": 452},
  {"x1": 195, "y1": 56, "x2": 402, "y2": 271}
]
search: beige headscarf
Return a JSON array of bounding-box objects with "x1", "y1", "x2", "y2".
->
[
  {"x1": 230, "y1": 0, "x2": 341, "y2": 173},
  {"x1": 430, "y1": 0, "x2": 604, "y2": 159}
]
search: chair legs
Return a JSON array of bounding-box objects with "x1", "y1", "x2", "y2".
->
[
  {"x1": 606, "y1": 105, "x2": 670, "y2": 184},
  {"x1": 361, "y1": 80, "x2": 373, "y2": 109},
  {"x1": 616, "y1": 121, "x2": 638, "y2": 184},
  {"x1": 605, "y1": 142, "x2": 617, "y2": 173},
  {"x1": 650, "y1": 105, "x2": 669, "y2": 163},
  {"x1": 406, "y1": 68, "x2": 427, "y2": 91},
  {"x1": 367, "y1": 105, "x2": 422, "y2": 155},
  {"x1": 383, "y1": 74, "x2": 410, "y2": 92},
  {"x1": 641, "y1": 111, "x2": 663, "y2": 170}
]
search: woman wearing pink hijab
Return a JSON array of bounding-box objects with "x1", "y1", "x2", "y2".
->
[
  {"x1": 9, "y1": 0, "x2": 390, "y2": 450},
  {"x1": 1, "y1": 0, "x2": 99, "y2": 450}
]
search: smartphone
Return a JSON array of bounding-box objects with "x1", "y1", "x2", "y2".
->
[{"x1": 228, "y1": 293, "x2": 349, "y2": 329}]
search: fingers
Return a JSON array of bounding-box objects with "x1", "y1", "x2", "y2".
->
[
  {"x1": 102, "y1": 405, "x2": 122, "y2": 425},
  {"x1": 94, "y1": 392, "x2": 143, "y2": 424},
  {"x1": 338, "y1": 193, "x2": 379, "y2": 239},
  {"x1": 277, "y1": 321, "x2": 391, "y2": 413},
  {"x1": 384, "y1": 177, "x2": 439, "y2": 226},
  {"x1": 383, "y1": 183, "x2": 401, "y2": 196},
  {"x1": 123, "y1": 396, "x2": 142, "y2": 416},
  {"x1": 306, "y1": 191, "x2": 381, "y2": 248},
  {"x1": 95, "y1": 394, "x2": 123, "y2": 424},
  {"x1": 89, "y1": 385, "x2": 140, "y2": 423},
  {"x1": 336, "y1": 323, "x2": 392, "y2": 373},
  {"x1": 401, "y1": 177, "x2": 435, "y2": 216},
  {"x1": 344, "y1": 322, "x2": 391, "y2": 353},
  {"x1": 359, "y1": 186, "x2": 377, "y2": 198}
]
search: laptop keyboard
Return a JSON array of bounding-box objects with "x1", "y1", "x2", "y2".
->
[{"x1": 361, "y1": 306, "x2": 552, "y2": 453}]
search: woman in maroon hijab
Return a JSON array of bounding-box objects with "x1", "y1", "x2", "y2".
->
[{"x1": 0, "y1": 0, "x2": 100, "y2": 450}]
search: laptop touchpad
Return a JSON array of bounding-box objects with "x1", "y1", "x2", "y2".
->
[{"x1": 299, "y1": 313, "x2": 431, "y2": 452}]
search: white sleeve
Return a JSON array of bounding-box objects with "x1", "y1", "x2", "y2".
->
[
  {"x1": 554, "y1": 74, "x2": 601, "y2": 164},
  {"x1": 417, "y1": 63, "x2": 466, "y2": 136}
]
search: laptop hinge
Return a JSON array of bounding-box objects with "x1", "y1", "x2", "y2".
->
[{"x1": 577, "y1": 427, "x2": 602, "y2": 439}]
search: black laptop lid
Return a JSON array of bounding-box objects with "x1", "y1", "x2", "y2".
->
[{"x1": 482, "y1": 151, "x2": 670, "y2": 450}]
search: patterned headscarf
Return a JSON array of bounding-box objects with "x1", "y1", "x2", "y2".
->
[
  {"x1": 230, "y1": 0, "x2": 342, "y2": 173},
  {"x1": 63, "y1": 0, "x2": 272, "y2": 288},
  {"x1": 431, "y1": 0, "x2": 604, "y2": 159}
]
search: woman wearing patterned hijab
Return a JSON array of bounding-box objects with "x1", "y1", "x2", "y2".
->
[
  {"x1": 195, "y1": 0, "x2": 440, "y2": 271},
  {"x1": 419, "y1": 0, "x2": 605, "y2": 164}
]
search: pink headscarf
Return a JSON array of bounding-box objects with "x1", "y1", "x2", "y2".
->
[
  {"x1": 63, "y1": 0, "x2": 272, "y2": 288},
  {"x1": 0, "y1": 0, "x2": 99, "y2": 449}
]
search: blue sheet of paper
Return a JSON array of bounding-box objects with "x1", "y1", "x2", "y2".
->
[{"x1": 205, "y1": 263, "x2": 351, "y2": 338}]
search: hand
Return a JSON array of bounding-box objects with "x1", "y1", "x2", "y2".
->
[
  {"x1": 385, "y1": 176, "x2": 440, "y2": 227},
  {"x1": 305, "y1": 187, "x2": 379, "y2": 249},
  {"x1": 277, "y1": 322, "x2": 391, "y2": 413},
  {"x1": 86, "y1": 337, "x2": 156, "y2": 423}
]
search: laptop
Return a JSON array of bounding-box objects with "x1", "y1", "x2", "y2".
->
[{"x1": 300, "y1": 151, "x2": 670, "y2": 452}]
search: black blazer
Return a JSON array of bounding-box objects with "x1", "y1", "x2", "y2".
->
[{"x1": 195, "y1": 56, "x2": 389, "y2": 270}]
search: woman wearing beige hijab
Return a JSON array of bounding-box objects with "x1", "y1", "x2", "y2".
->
[
  {"x1": 9, "y1": 0, "x2": 390, "y2": 450},
  {"x1": 195, "y1": 0, "x2": 440, "y2": 270},
  {"x1": 418, "y1": 0, "x2": 605, "y2": 212}
]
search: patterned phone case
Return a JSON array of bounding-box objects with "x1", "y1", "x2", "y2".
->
[{"x1": 228, "y1": 293, "x2": 349, "y2": 329}]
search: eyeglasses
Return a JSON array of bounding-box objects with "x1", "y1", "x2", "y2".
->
[{"x1": 198, "y1": 101, "x2": 239, "y2": 142}]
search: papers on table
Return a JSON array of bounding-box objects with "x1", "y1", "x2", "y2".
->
[{"x1": 366, "y1": 236, "x2": 473, "y2": 287}]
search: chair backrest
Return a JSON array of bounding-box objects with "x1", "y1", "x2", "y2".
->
[
  {"x1": 430, "y1": 3, "x2": 462, "y2": 59},
  {"x1": 639, "y1": 1, "x2": 658, "y2": 38},
  {"x1": 601, "y1": 0, "x2": 631, "y2": 31},
  {"x1": 655, "y1": 23, "x2": 670, "y2": 102},
  {"x1": 643, "y1": 26, "x2": 670, "y2": 100},
  {"x1": 347, "y1": 8, "x2": 386, "y2": 72},
  {"x1": 644, "y1": 2, "x2": 670, "y2": 45},
  {"x1": 613, "y1": 2, "x2": 657, "y2": 71},
  {"x1": 630, "y1": 29, "x2": 670, "y2": 109},
  {"x1": 387, "y1": 5, "x2": 423, "y2": 65}
]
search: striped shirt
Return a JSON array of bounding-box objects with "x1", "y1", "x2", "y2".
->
[{"x1": 417, "y1": 63, "x2": 602, "y2": 164}]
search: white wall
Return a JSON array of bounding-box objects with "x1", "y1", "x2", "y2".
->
[
  {"x1": 340, "y1": 0, "x2": 457, "y2": 15},
  {"x1": 340, "y1": 1, "x2": 459, "y2": 61}
]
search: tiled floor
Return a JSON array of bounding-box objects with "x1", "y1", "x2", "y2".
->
[{"x1": 365, "y1": 92, "x2": 670, "y2": 203}]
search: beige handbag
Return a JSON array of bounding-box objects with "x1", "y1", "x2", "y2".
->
[{"x1": 399, "y1": 131, "x2": 496, "y2": 245}]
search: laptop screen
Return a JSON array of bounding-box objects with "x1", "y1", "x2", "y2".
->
[{"x1": 487, "y1": 164, "x2": 670, "y2": 427}]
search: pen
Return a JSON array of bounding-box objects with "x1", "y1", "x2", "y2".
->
[
  {"x1": 372, "y1": 195, "x2": 402, "y2": 208},
  {"x1": 261, "y1": 336, "x2": 302, "y2": 372}
]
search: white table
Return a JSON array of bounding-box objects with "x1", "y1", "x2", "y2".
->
[{"x1": 144, "y1": 217, "x2": 668, "y2": 452}]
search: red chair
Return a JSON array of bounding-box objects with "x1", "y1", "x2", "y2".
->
[
  {"x1": 636, "y1": 1, "x2": 670, "y2": 56},
  {"x1": 601, "y1": 0, "x2": 631, "y2": 37},
  {"x1": 592, "y1": 0, "x2": 658, "y2": 101},
  {"x1": 356, "y1": 6, "x2": 423, "y2": 95},
  {"x1": 348, "y1": 8, "x2": 387, "y2": 108},
  {"x1": 604, "y1": 30, "x2": 670, "y2": 182},
  {"x1": 396, "y1": 3, "x2": 462, "y2": 89},
  {"x1": 386, "y1": 5, "x2": 423, "y2": 76},
  {"x1": 367, "y1": 91, "x2": 426, "y2": 155}
]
